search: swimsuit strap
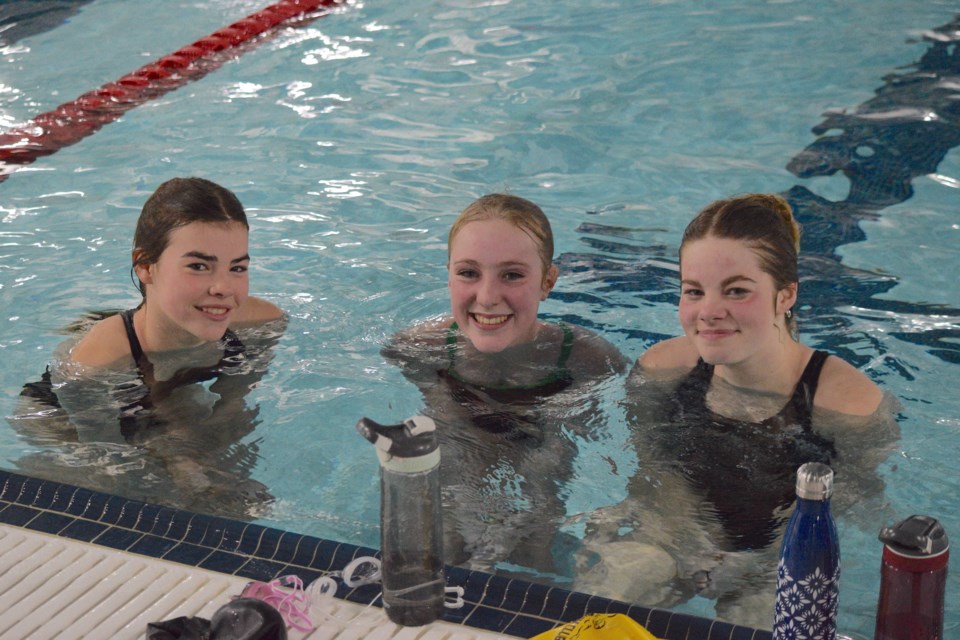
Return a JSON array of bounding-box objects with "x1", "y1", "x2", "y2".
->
[
  {"x1": 792, "y1": 349, "x2": 830, "y2": 415},
  {"x1": 119, "y1": 308, "x2": 244, "y2": 378},
  {"x1": 120, "y1": 309, "x2": 147, "y2": 368},
  {"x1": 556, "y1": 322, "x2": 575, "y2": 369}
]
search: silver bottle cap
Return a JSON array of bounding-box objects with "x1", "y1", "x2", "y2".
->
[{"x1": 795, "y1": 462, "x2": 834, "y2": 500}]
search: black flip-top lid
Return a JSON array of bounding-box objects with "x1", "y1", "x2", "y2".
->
[
  {"x1": 879, "y1": 514, "x2": 949, "y2": 558},
  {"x1": 356, "y1": 415, "x2": 438, "y2": 458}
]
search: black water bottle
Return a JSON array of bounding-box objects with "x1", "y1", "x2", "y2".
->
[
  {"x1": 356, "y1": 415, "x2": 445, "y2": 626},
  {"x1": 774, "y1": 462, "x2": 840, "y2": 640}
]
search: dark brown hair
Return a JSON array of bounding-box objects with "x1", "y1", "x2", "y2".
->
[
  {"x1": 681, "y1": 193, "x2": 801, "y2": 329},
  {"x1": 131, "y1": 177, "x2": 248, "y2": 297}
]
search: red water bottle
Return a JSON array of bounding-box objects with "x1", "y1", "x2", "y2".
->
[{"x1": 874, "y1": 515, "x2": 949, "y2": 640}]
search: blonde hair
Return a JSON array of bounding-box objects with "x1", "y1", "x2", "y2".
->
[{"x1": 447, "y1": 194, "x2": 554, "y2": 277}]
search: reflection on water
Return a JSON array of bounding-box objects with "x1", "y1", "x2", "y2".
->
[
  {"x1": 563, "y1": 14, "x2": 960, "y2": 370},
  {"x1": 8, "y1": 318, "x2": 286, "y2": 521}
]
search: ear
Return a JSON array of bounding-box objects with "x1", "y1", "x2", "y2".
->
[
  {"x1": 540, "y1": 264, "x2": 559, "y2": 300},
  {"x1": 777, "y1": 282, "x2": 798, "y2": 316},
  {"x1": 132, "y1": 249, "x2": 154, "y2": 285}
]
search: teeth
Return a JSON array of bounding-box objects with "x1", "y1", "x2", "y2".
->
[
  {"x1": 474, "y1": 315, "x2": 507, "y2": 326},
  {"x1": 201, "y1": 307, "x2": 229, "y2": 316}
]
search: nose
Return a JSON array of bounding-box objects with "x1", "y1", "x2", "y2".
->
[
  {"x1": 208, "y1": 270, "x2": 234, "y2": 298},
  {"x1": 475, "y1": 275, "x2": 501, "y2": 308},
  {"x1": 698, "y1": 292, "x2": 727, "y2": 322}
]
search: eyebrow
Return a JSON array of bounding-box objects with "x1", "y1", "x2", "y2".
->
[
  {"x1": 681, "y1": 275, "x2": 757, "y2": 287},
  {"x1": 182, "y1": 250, "x2": 251, "y2": 264},
  {"x1": 452, "y1": 258, "x2": 532, "y2": 269}
]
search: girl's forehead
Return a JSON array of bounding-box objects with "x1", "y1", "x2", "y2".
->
[
  {"x1": 163, "y1": 221, "x2": 249, "y2": 251},
  {"x1": 680, "y1": 237, "x2": 767, "y2": 274},
  {"x1": 451, "y1": 219, "x2": 540, "y2": 252}
]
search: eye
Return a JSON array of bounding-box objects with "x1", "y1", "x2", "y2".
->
[
  {"x1": 502, "y1": 271, "x2": 526, "y2": 282},
  {"x1": 681, "y1": 286, "x2": 703, "y2": 298},
  {"x1": 456, "y1": 268, "x2": 479, "y2": 279},
  {"x1": 725, "y1": 287, "x2": 750, "y2": 298},
  {"x1": 231, "y1": 264, "x2": 249, "y2": 274},
  {"x1": 187, "y1": 262, "x2": 209, "y2": 272}
]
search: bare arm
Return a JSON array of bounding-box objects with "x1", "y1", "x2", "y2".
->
[{"x1": 68, "y1": 314, "x2": 133, "y2": 369}]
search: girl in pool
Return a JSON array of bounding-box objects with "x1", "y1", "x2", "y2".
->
[
  {"x1": 14, "y1": 177, "x2": 286, "y2": 519},
  {"x1": 577, "y1": 193, "x2": 899, "y2": 627},
  {"x1": 70, "y1": 176, "x2": 284, "y2": 370},
  {"x1": 384, "y1": 193, "x2": 627, "y2": 573},
  {"x1": 639, "y1": 192, "x2": 882, "y2": 416}
]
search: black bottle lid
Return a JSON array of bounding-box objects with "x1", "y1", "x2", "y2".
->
[{"x1": 879, "y1": 514, "x2": 949, "y2": 558}]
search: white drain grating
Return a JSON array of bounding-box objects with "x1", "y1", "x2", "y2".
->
[{"x1": 0, "y1": 525, "x2": 513, "y2": 640}]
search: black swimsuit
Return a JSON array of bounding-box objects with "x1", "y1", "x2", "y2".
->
[
  {"x1": 437, "y1": 321, "x2": 574, "y2": 440},
  {"x1": 662, "y1": 350, "x2": 836, "y2": 551},
  {"x1": 119, "y1": 309, "x2": 245, "y2": 383},
  {"x1": 19, "y1": 310, "x2": 248, "y2": 442},
  {"x1": 116, "y1": 309, "x2": 246, "y2": 439}
]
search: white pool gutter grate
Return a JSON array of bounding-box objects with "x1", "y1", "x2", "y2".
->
[{"x1": 0, "y1": 524, "x2": 512, "y2": 640}]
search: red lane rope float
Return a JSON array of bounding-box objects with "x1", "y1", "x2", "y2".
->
[{"x1": 0, "y1": 0, "x2": 344, "y2": 182}]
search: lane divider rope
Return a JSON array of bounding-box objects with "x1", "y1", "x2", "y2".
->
[{"x1": 0, "y1": 0, "x2": 344, "y2": 182}]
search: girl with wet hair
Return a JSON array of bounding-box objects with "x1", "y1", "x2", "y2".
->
[
  {"x1": 384, "y1": 192, "x2": 627, "y2": 574},
  {"x1": 14, "y1": 177, "x2": 285, "y2": 520},
  {"x1": 578, "y1": 193, "x2": 896, "y2": 629},
  {"x1": 72, "y1": 176, "x2": 283, "y2": 368},
  {"x1": 642, "y1": 192, "x2": 881, "y2": 415}
]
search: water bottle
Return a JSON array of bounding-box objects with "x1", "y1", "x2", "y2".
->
[
  {"x1": 874, "y1": 515, "x2": 949, "y2": 640},
  {"x1": 774, "y1": 462, "x2": 840, "y2": 640},
  {"x1": 356, "y1": 415, "x2": 445, "y2": 626}
]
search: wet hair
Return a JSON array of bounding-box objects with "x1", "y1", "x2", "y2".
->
[
  {"x1": 680, "y1": 193, "x2": 801, "y2": 330},
  {"x1": 447, "y1": 193, "x2": 555, "y2": 278},
  {"x1": 131, "y1": 177, "x2": 248, "y2": 297}
]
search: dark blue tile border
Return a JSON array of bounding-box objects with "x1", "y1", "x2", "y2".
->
[{"x1": 0, "y1": 469, "x2": 771, "y2": 640}]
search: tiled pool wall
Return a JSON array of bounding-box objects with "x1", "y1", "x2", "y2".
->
[{"x1": 0, "y1": 468, "x2": 772, "y2": 640}]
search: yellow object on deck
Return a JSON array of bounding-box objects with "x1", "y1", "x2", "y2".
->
[{"x1": 530, "y1": 613, "x2": 660, "y2": 640}]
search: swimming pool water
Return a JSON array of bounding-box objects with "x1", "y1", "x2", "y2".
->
[{"x1": 2, "y1": 0, "x2": 959, "y2": 635}]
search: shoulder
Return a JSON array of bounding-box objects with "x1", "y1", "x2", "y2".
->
[
  {"x1": 637, "y1": 336, "x2": 699, "y2": 372},
  {"x1": 563, "y1": 323, "x2": 629, "y2": 376},
  {"x1": 813, "y1": 354, "x2": 884, "y2": 416},
  {"x1": 68, "y1": 313, "x2": 133, "y2": 368},
  {"x1": 382, "y1": 316, "x2": 453, "y2": 382},
  {"x1": 231, "y1": 296, "x2": 285, "y2": 327},
  {"x1": 386, "y1": 317, "x2": 452, "y2": 353}
]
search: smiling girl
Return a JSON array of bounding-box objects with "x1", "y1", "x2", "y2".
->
[
  {"x1": 384, "y1": 193, "x2": 626, "y2": 573},
  {"x1": 71, "y1": 177, "x2": 283, "y2": 370},
  {"x1": 14, "y1": 177, "x2": 285, "y2": 520},
  {"x1": 639, "y1": 192, "x2": 882, "y2": 416},
  {"x1": 578, "y1": 193, "x2": 898, "y2": 628}
]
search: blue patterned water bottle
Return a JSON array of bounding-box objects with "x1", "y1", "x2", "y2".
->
[{"x1": 774, "y1": 462, "x2": 840, "y2": 639}]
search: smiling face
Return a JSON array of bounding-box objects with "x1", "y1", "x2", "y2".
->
[
  {"x1": 679, "y1": 236, "x2": 796, "y2": 368},
  {"x1": 136, "y1": 221, "x2": 250, "y2": 349},
  {"x1": 448, "y1": 218, "x2": 558, "y2": 353}
]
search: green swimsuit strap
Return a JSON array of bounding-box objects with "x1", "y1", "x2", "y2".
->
[{"x1": 556, "y1": 321, "x2": 574, "y2": 369}]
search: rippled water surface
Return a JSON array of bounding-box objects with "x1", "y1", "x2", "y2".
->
[{"x1": 1, "y1": 0, "x2": 959, "y2": 634}]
